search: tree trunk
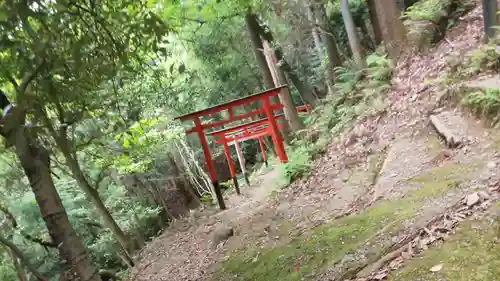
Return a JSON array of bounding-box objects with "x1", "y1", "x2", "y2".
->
[
  {"x1": 482, "y1": 0, "x2": 498, "y2": 41},
  {"x1": 307, "y1": 3, "x2": 334, "y2": 96},
  {"x1": 245, "y1": 11, "x2": 289, "y2": 138},
  {"x1": 245, "y1": 12, "x2": 275, "y2": 90},
  {"x1": 13, "y1": 138, "x2": 100, "y2": 281},
  {"x1": 60, "y1": 152, "x2": 135, "y2": 268},
  {"x1": 262, "y1": 40, "x2": 305, "y2": 133},
  {"x1": 255, "y1": 18, "x2": 317, "y2": 106},
  {"x1": 340, "y1": 0, "x2": 365, "y2": 69},
  {"x1": 374, "y1": 0, "x2": 407, "y2": 60},
  {"x1": 316, "y1": 3, "x2": 343, "y2": 83},
  {"x1": 0, "y1": 91, "x2": 101, "y2": 281},
  {"x1": 0, "y1": 236, "x2": 46, "y2": 281},
  {"x1": 366, "y1": 0, "x2": 382, "y2": 45}
]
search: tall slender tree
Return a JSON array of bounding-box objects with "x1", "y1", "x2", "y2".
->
[
  {"x1": 340, "y1": 0, "x2": 366, "y2": 69},
  {"x1": 307, "y1": 2, "x2": 334, "y2": 96},
  {"x1": 315, "y1": 2, "x2": 343, "y2": 82}
]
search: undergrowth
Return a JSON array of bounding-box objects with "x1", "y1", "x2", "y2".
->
[
  {"x1": 403, "y1": 0, "x2": 451, "y2": 22},
  {"x1": 278, "y1": 53, "x2": 392, "y2": 184},
  {"x1": 402, "y1": 0, "x2": 475, "y2": 49},
  {"x1": 437, "y1": 43, "x2": 500, "y2": 124}
]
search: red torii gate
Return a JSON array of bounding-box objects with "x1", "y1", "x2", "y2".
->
[
  {"x1": 174, "y1": 85, "x2": 290, "y2": 210},
  {"x1": 207, "y1": 105, "x2": 312, "y2": 194}
]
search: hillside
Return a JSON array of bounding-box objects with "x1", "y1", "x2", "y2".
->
[{"x1": 130, "y1": 3, "x2": 500, "y2": 281}]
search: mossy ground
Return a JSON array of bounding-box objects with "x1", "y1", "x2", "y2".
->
[
  {"x1": 213, "y1": 163, "x2": 473, "y2": 281},
  {"x1": 389, "y1": 215, "x2": 500, "y2": 281}
]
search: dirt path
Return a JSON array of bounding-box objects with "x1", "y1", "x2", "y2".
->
[{"x1": 130, "y1": 3, "x2": 499, "y2": 281}]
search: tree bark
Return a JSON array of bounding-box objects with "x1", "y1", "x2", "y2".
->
[
  {"x1": 245, "y1": 11, "x2": 289, "y2": 138},
  {"x1": 255, "y1": 18, "x2": 317, "y2": 106},
  {"x1": 307, "y1": 3, "x2": 334, "y2": 96},
  {"x1": 0, "y1": 236, "x2": 46, "y2": 281},
  {"x1": 11, "y1": 136, "x2": 100, "y2": 281},
  {"x1": 245, "y1": 12, "x2": 275, "y2": 90},
  {"x1": 59, "y1": 151, "x2": 135, "y2": 268},
  {"x1": 374, "y1": 0, "x2": 407, "y2": 60},
  {"x1": 340, "y1": 0, "x2": 365, "y2": 69},
  {"x1": 262, "y1": 40, "x2": 305, "y2": 133},
  {"x1": 316, "y1": 3, "x2": 343, "y2": 82},
  {"x1": 482, "y1": 0, "x2": 498, "y2": 41},
  {"x1": 366, "y1": 0, "x2": 382, "y2": 45}
]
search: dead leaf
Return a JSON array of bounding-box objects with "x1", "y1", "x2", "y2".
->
[{"x1": 429, "y1": 264, "x2": 443, "y2": 272}]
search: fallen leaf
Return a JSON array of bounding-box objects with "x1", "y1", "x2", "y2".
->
[{"x1": 430, "y1": 264, "x2": 443, "y2": 272}]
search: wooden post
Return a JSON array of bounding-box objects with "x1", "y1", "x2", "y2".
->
[
  {"x1": 233, "y1": 139, "x2": 250, "y2": 186},
  {"x1": 263, "y1": 97, "x2": 288, "y2": 163},
  {"x1": 222, "y1": 140, "x2": 240, "y2": 195},
  {"x1": 258, "y1": 137, "x2": 268, "y2": 167},
  {"x1": 193, "y1": 119, "x2": 226, "y2": 210}
]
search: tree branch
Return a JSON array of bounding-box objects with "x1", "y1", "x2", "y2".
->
[{"x1": 0, "y1": 203, "x2": 57, "y2": 248}]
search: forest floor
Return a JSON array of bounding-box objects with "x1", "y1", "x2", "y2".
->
[{"x1": 129, "y1": 3, "x2": 500, "y2": 281}]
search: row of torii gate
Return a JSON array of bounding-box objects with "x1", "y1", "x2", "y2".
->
[{"x1": 174, "y1": 85, "x2": 311, "y2": 210}]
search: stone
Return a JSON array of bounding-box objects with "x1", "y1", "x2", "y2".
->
[
  {"x1": 211, "y1": 224, "x2": 234, "y2": 248},
  {"x1": 466, "y1": 192, "x2": 480, "y2": 207},
  {"x1": 478, "y1": 191, "x2": 490, "y2": 200},
  {"x1": 487, "y1": 162, "x2": 496, "y2": 169}
]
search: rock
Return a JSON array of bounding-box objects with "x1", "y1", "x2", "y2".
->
[
  {"x1": 487, "y1": 162, "x2": 496, "y2": 169},
  {"x1": 466, "y1": 192, "x2": 481, "y2": 207},
  {"x1": 211, "y1": 224, "x2": 234, "y2": 248},
  {"x1": 478, "y1": 191, "x2": 490, "y2": 200},
  {"x1": 429, "y1": 263, "x2": 443, "y2": 272}
]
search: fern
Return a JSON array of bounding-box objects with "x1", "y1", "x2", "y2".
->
[
  {"x1": 403, "y1": 0, "x2": 451, "y2": 22},
  {"x1": 462, "y1": 89, "x2": 500, "y2": 117}
]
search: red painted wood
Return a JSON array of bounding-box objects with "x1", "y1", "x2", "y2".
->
[
  {"x1": 258, "y1": 137, "x2": 267, "y2": 162},
  {"x1": 222, "y1": 140, "x2": 236, "y2": 178},
  {"x1": 193, "y1": 118, "x2": 217, "y2": 182},
  {"x1": 263, "y1": 97, "x2": 288, "y2": 163},
  {"x1": 174, "y1": 86, "x2": 286, "y2": 122},
  {"x1": 207, "y1": 104, "x2": 311, "y2": 138},
  {"x1": 185, "y1": 104, "x2": 284, "y2": 134}
]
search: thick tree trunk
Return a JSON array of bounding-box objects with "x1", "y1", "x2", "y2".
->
[
  {"x1": 366, "y1": 0, "x2": 382, "y2": 45},
  {"x1": 255, "y1": 18, "x2": 317, "y2": 106},
  {"x1": 340, "y1": 0, "x2": 365, "y2": 69},
  {"x1": 245, "y1": 11, "x2": 289, "y2": 138},
  {"x1": 0, "y1": 91, "x2": 100, "y2": 281},
  {"x1": 61, "y1": 152, "x2": 135, "y2": 268},
  {"x1": 13, "y1": 138, "x2": 101, "y2": 281},
  {"x1": 307, "y1": 3, "x2": 334, "y2": 96},
  {"x1": 374, "y1": 0, "x2": 407, "y2": 60},
  {"x1": 263, "y1": 40, "x2": 305, "y2": 133},
  {"x1": 245, "y1": 12, "x2": 275, "y2": 90}
]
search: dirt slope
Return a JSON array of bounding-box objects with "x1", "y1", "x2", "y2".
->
[{"x1": 129, "y1": 3, "x2": 500, "y2": 281}]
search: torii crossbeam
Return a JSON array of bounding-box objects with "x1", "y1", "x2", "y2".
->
[
  {"x1": 207, "y1": 105, "x2": 312, "y2": 194},
  {"x1": 174, "y1": 85, "x2": 290, "y2": 210}
]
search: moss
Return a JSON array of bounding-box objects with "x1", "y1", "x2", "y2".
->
[
  {"x1": 213, "y1": 178, "x2": 461, "y2": 281},
  {"x1": 389, "y1": 218, "x2": 500, "y2": 281}
]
